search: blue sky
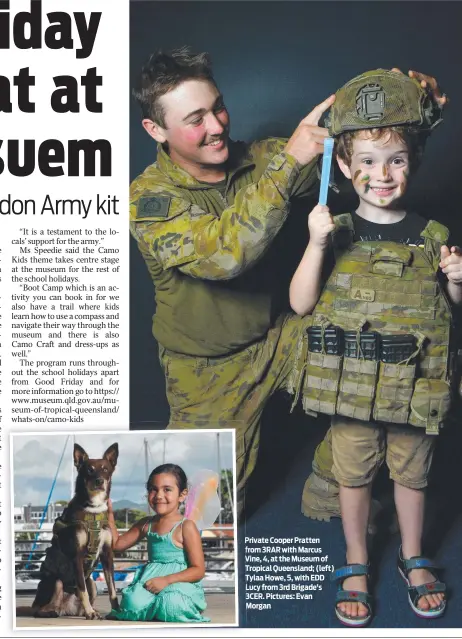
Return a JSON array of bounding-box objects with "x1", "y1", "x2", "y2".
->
[{"x1": 12, "y1": 430, "x2": 234, "y2": 507}]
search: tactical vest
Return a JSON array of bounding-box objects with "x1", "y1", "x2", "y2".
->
[
  {"x1": 53, "y1": 511, "x2": 108, "y2": 579},
  {"x1": 302, "y1": 213, "x2": 453, "y2": 435}
]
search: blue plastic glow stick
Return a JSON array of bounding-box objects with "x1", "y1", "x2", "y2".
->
[{"x1": 319, "y1": 137, "x2": 334, "y2": 205}]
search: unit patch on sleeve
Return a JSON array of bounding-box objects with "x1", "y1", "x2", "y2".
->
[{"x1": 136, "y1": 195, "x2": 171, "y2": 219}]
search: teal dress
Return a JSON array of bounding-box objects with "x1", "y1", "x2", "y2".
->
[{"x1": 109, "y1": 519, "x2": 210, "y2": 623}]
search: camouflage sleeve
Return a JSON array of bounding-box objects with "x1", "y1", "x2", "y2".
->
[
  {"x1": 291, "y1": 156, "x2": 319, "y2": 200},
  {"x1": 251, "y1": 138, "x2": 319, "y2": 200},
  {"x1": 131, "y1": 152, "x2": 302, "y2": 280}
]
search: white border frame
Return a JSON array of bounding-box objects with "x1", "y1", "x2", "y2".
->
[{"x1": 10, "y1": 428, "x2": 239, "y2": 632}]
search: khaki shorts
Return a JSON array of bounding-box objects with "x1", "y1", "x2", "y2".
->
[{"x1": 331, "y1": 415, "x2": 436, "y2": 489}]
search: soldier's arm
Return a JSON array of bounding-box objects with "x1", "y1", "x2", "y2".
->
[
  {"x1": 252, "y1": 138, "x2": 319, "y2": 200},
  {"x1": 131, "y1": 152, "x2": 304, "y2": 281},
  {"x1": 267, "y1": 95, "x2": 335, "y2": 200}
]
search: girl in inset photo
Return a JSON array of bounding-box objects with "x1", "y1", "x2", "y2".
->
[{"x1": 107, "y1": 463, "x2": 210, "y2": 623}]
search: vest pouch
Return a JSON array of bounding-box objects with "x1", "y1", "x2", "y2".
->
[
  {"x1": 336, "y1": 357, "x2": 378, "y2": 421},
  {"x1": 409, "y1": 378, "x2": 451, "y2": 435},
  {"x1": 372, "y1": 362, "x2": 416, "y2": 423},
  {"x1": 303, "y1": 351, "x2": 343, "y2": 415},
  {"x1": 370, "y1": 244, "x2": 412, "y2": 277}
]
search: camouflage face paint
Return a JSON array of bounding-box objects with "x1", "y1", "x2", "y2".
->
[
  {"x1": 379, "y1": 199, "x2": 385, "y2": 204},
  {"x1": 403, "y1": 170, "x2": 409, "y2": 180},
  {"x1": 399, "y1": 184, "x2": 406, "y2": 195},
  {"x1": 359, "y1": 174, "x2": 371, "y2": 193},
  {"x1": 382, "y1": 165, "x2": 387, "y2": 177},
  {"x1": 354, "y1": 170, "x2": 362, "y2": 182}
]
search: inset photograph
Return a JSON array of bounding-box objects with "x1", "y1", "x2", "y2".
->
[{"x1": 13, "y1": 430, "x2": 237, "y2": 628}]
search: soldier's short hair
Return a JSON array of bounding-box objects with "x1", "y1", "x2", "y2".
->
[
  {"x1": 336, "y1": 126, "x2": 427, "y2": 171},
  {"x1": 133, "y1": 47, "x2": 216, "y2": 127}
]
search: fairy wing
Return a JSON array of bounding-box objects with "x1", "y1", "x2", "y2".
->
[{"x1": 185, "y1": 469, "x2": 221, "y2": 530}]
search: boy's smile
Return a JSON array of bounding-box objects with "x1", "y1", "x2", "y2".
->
[{"x1": 338, "y1": 131, "x2": 411, "y2": 220}]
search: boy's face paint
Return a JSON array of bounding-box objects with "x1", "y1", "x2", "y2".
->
[
  {"x1": 358, "y1": 173, "x2": 371, "y2": 193},
  {"x1": 347, "y1": 131, "x2": 410, "y2": 209}
]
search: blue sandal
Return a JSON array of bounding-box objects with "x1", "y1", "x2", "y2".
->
[
  {"x1": 398, "y1": 546, "x2": 446, "y2": 619},
  {"x1": 332, "y1": 563, "x2": 373, "y2": 627}
]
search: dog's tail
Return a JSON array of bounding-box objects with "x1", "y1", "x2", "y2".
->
[{"x1": 15, "y1": 606, "x2": 36, "y2": 617}]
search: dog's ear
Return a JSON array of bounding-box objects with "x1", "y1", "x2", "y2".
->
[
  {"x1": 103, "y1": 443, "x2": 119, "y2": 469},
  {"x1": 74, "y1": 444, "x2": 89, "y2": 470}
]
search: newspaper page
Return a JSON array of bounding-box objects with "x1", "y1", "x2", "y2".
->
[
  {"x1": 3, "y1": 0, "x2": 132, "y2": 634},
  {"x1": 4, "y1": 0, "x2": 462, "y2": 638}
]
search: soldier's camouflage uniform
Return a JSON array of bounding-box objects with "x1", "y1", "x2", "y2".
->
[{"x1": 130, "y1": 138, "x2": 333, "y2": 514}]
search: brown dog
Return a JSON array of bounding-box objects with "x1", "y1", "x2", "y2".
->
[{"x1": 18, "y1": 443, "x2": 119, "y2": 620}]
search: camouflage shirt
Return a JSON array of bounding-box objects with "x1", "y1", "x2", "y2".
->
[{"x1": 130, "y1": 139, "x2": 318, "y2": 356}]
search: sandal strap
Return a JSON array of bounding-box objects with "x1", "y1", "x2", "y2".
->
[
  {"x1": 409, "y1": 580, "x2": 446, "y2": 597},
  {"x1": 332, "y1": 563, "x2": 369, "y2": 582},
  {"x1": 336, "y1": 589, "x2": 372, "y2": 607},
  {"x1": 402, "y1": 556, "x2": 439, "y2": 572}
]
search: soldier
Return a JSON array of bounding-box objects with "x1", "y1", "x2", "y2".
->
[
  {"x1": 129, "y1": 48, "x2": 446, "y2": 519},
  {"x1": 290, "y1": 69, "x2": 457, "y2": 626}
]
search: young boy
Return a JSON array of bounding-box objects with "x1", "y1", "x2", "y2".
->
[{"x1": 290, "y1": 69, "x2": 462, "y2": 627}]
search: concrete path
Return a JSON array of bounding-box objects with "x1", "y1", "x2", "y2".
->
[{"x1": 16, "y1": 592, "x2": 236, "y2": 627}]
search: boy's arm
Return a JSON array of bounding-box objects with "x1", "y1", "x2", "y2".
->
[
  {"x1": 447, "y1": 280, "x2": 462, "y2": 305},
  {"x1": 440, "y1": 245, "x2": 462, "y2": 305},
  {"x1": 289, "y1": 204, "x2": 335, "y2": 316}
]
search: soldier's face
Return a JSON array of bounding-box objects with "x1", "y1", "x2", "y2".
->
[
  {"x1": 338, "y1": 131, "x2": 410, "y2": 208},
  {"x1": 153, "y1": 80, "x2": 230, "y2": 172}
]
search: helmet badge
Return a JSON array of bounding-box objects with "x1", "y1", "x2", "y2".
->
[{"x1": 356, "y1": 83, "x2": 386, "y2": 122}]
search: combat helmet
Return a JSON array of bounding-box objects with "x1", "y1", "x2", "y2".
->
[{"x1": 325, "y1": 69, "x2": 443, "y2": 137}]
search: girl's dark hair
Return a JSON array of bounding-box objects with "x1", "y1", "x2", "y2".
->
[{"x1": 146, "y1": 464, "x2": 188, "y2": 493}]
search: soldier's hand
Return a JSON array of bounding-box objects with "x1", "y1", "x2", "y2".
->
[
  {"x1": 440, "y1": 245, "x2": 462, "y2": 284},
  {"x1": 308, "y1": 204, "x2": 335, "y2": 248},
  {"x1": 391, "y1": 68, "x2": 448, "y2": 107},
  {"x1": 285, "y1": 95, "x2": 335, "y2": 166}
]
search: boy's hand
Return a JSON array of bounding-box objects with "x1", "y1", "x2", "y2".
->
[
  {"x1": 107, "y1": 499, "x2": 113, "y2": 514},
  {"x1": 308, "y1": 204, "x2": 335, "y2": 248},
  {"x1": 440, "y1": 245, "x2": 462, "y2": 284},
  {"x1": 285, "y1": 95, "x2": 335, "y2": 166},
  {"x1": 391, "y1": 68, "x2": 448, "y2": 107},
  {"x1": 144, "y1": 576, "x2": 170, "y2": 594}
]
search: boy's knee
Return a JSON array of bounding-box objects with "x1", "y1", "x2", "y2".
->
[
  {"x1": 389, "y1": 474, "x2": 428, "y2": 490},
  {"x1": 331, "y1": 416, "x2": 384, "y2": 487},
  {"x1": 386, "y1": 426, "x2": 435, "y2": 488}
]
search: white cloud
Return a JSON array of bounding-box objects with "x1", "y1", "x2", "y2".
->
[{"x1": 12, "y1": 431, "x2": 234, "y2": 507}]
